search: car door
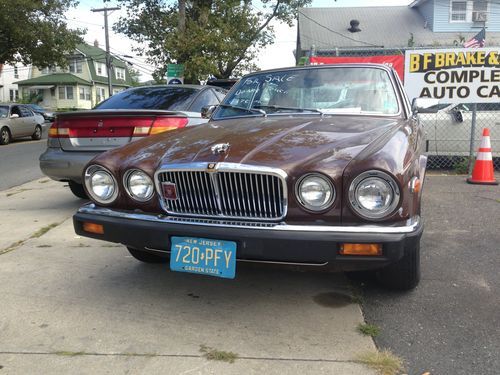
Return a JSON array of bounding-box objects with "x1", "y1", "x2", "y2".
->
[
  {"x1": 19, "y1": 106, "x2": 37, "y2": 136},
  {"x1": 9, "y1": 105, "x2": 25, "y2": 138}
]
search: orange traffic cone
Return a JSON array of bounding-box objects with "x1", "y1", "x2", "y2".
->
[{"x1": 467, "y1": 128, "x2": 498, "y2": 185}]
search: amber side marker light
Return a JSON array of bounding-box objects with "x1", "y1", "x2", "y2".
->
[
  {"x1": 339, "y1": 243, "x2": 382, "y2": 256},
  {"x1": 83, "y1": 222, "x2": 104, "y2": 235}
]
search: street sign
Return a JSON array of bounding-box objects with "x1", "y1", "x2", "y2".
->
[
  {"x1": 167, "y1": 64, "x2": 185, "y2": 78},
  {"x1": 168, "y1": 78, "x2": 183, "y2": 84}
]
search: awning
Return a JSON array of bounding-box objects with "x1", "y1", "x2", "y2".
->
[{"x1": 28, "y1": 85, "x2": 54, "y2": 89}]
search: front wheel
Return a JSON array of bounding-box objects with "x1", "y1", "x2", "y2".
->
[
  {"x1": 32, "y1": 125, "x2": 42, "y2": 140},
  {"x1": 68, "y1": 181, "x2": 88, "y2": 199},
  {"x1": 127, "y1": 247, "x2": 168, "y2": 263},
  {"x1": 376, "y1": 241, "x2": 421, "y2": 291},
  {"x1": 0, "y1": 127, "x2": 10, "y2": 145}
]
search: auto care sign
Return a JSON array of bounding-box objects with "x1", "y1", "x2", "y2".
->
[
  {"x1": 309, "y1": 55, "x2": 404, "y2": 81},
  {"x1": 404, "y1": 48, "x2": 500, "y2": 103}
]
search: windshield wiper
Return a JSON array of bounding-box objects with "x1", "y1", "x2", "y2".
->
[
  {"x1": 219, "y1": 104, "x2": 266, "y2": 116},
  {"x1": 252, "y1": 104, "x2": 325, "y2": 116}
]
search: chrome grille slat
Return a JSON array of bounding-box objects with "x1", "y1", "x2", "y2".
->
[{"x1": 157, "y1": 167, "x2": 286, "y2": 221}]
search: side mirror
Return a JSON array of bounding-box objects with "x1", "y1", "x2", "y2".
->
[
  {"x1": 10, "y1": 114, "x2": 19, "y2": 119},
  {"x1": 201, "y1": 105, "x2": 218, "y2": 119},
  {"x1": 411, "y1": 98, "x2": 440, "y2": 114}
]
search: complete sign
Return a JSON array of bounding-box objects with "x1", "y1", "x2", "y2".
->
[{"x1": 404, "y1": 48, "x2": 500, "y2": 103}]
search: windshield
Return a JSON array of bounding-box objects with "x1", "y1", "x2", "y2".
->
[
  {"x1": 95, "y1": 86, "x2": 200, "y2": 111},
  {"x1": 214, "y1": 67, "x2": 400, "y2": 119},
  {"x1": 30, "y1": 105, "x2": 43, "y2": 111},
  {"x1": 0, "y1": 106, "x2": 9, "y2": 118}
]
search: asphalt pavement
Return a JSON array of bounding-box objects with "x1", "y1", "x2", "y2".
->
[
  {"x1": 356, "y1": 174, "x2": 500, "y2": 375},
  {"x1": 0, "y1": 126, "x2": 49, "y2": 190}
]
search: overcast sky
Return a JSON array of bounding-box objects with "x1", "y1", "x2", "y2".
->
[{"x1": 65, "y1": 0, "x2": 413, "y2": 81}]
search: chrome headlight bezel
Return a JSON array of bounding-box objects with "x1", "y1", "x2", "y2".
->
[
  {"x1": 348, "y1": 170, "x2": 400, "y2": 220},
  {"x1": 84, "y1": 165, "x2": 119, "y2": 205},
  {"x1": 295, "y1": 173, "x2": 336, "y2": 212},
  {"x1": 123, "y1": 169, "x2": 154, "y2": 202}
]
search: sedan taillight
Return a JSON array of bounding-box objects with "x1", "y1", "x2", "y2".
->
[
  {"x1": 133, "y1": 117, "x2": 189, "y2": 136},
  {"x1": 48, "y1": 119, "x2": 70, "y2": 138}
]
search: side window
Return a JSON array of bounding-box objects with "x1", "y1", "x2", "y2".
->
[
  {"x1": 189, "y1": 89, "x2": 219, "y2": 112},
  {"x1": 11, "y1": 106, "x2": 21, "y2": 117},
  {"x1": 20, "y1": 106, "x2": 34, "y2": 117},
  {"x1": 213, "y1": 88, "x2": 227, "y2": 102}
]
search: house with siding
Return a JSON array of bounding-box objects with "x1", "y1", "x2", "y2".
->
[
  {"x1": 15, "y1": 43, "x2": 132, "y2": 110},
  {"x1": 296, "y1": 0, "x2": 500, "y2": 62},
  {"x1": 0, "y1": 63, "x2": 31, "y2": 103}
]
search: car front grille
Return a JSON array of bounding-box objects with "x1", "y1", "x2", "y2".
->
[{"x1": 156, "y1": 165, "x2": 287, "y2": 221}]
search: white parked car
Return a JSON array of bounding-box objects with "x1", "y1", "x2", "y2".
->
[
  {"x1": 419, "y1": 103, "x2": 500, "y2": 157},
  {"x1": 0, "y1": 103, "x2": 45, "y2": 145}
]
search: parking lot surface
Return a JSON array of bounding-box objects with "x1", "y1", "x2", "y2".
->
[
  {"x1": 0, "y1": 180, "x2": 375, "y2": 374},
  {"x1": 359, "y1": 174, "x2": 500, "y2": 375}
]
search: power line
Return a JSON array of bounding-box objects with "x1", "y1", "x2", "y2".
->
[{"x1": 298, "y1": 10, "x2": 384, "y2": 47}]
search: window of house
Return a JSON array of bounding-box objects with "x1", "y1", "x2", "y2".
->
[
  {"x1": 96, "y1": 87, "x2": 106, "y2": 103},
  {"x1": 59, "y1": 86, "x2": 74, "y2": 100},
  {"x1": 41, "y1": 66, "x2": 57, "y2": 75},
  {"x1": 14, "y1": 66, "x2": 19, "y2": 79},
  {"x1": 451, "y1": 0, "x2": 489, "y2": 22},
  {"x1": 450, "y1": 1, "x2": 467, "y2": 21},
  {"x1": 69, "y1": 58, "x2": 83, "y2": 74},
  {"x1": 9, "y1": 89, "x2": 19, "y2": 102},
  {"x1": 79, "y1": 86, "x2": 91, "y2": 100},
  {"x1": 95, "y1": 62, "x2": 107, "y2": 77},
  {"x1": 115, "y1": 67, "x2": 126, "y2": 80}
]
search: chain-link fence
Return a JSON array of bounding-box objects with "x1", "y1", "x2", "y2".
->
[{"x1": 311, "y1": 47, "x2": 500, "y2": 171}]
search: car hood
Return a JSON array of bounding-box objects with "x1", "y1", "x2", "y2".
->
[{"x1": 104, "y1": 115, "x2": 403, "y2": 176}]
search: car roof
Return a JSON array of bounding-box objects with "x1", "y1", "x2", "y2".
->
[
  {"x1": 240, "y1": 63, "x2": 394, "y2": 78},
  {"x1": 128, "y1": 84, "x2": 208, "y2": 91}
]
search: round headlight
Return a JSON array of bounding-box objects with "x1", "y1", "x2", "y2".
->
[
  {"x1": 296, "y1": 174, "x2": 335, "y2": 211},
  {"x1": 84, "y1": 165, "x2": 118, "y2": 204},
  {"x1": 124, "y1": 170, "x2": 154, "y2": 201},
  {"x1": 349, "y1": 171, "x2": 400, "y2": 219}
]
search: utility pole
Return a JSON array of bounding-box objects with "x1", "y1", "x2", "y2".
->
[{"x1": 91, "y1": 6, "x2": 120, "y2": 97}]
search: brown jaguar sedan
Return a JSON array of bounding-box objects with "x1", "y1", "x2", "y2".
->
[{"x1": 73, "y1": 64, "x2": 435, "y2": 290}]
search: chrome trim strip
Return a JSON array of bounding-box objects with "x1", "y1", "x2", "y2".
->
[
  {"x1": 143, "y1": 246, "x2": 329, "y2": 267},
  {"x1": 77, "y1": 204, "x2": 420, "y2": 234},
  {"x1": 153, "y1": 162, "x2": 289, "y2": 222}
]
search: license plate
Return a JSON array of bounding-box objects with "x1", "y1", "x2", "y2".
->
[{"x1": 170, "y1": 237, "x2": 236, "y2": 279}]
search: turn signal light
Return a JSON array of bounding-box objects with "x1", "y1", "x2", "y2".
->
[
  {"x1": 82, "y1": 222, "x2": 104, "y2": 235},
  {"x1": 339, "y1": 243, "x2": 382, "y2": 256}
]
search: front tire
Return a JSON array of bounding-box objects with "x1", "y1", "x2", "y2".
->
[
  {"x1": 0, "y1": 127, "x2": 10, "y2": 145},
  {"x1": 32, "y1": 125, "x2": 42, "y2": 140},
  {"x1": 127, "y1": 247, "x2": 168, "y2": 263},
  {"x1": 376, "y1": 241, "x2": 421, "y2": 291},
  {"x1": 68, "y1": 181, "x2": 88, "y2": 199}
]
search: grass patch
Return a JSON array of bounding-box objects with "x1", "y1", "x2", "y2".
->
[
  {"x1": 6, "y1": 188, "x2": 31, "y2": 197},
  {"x1": 356, "y1": 350, "x2": 404, "y2": 375},
  {"x1": 200, "y1": 345, "x2": 238, "y2": 363},
  {"x1": 0, "y1": 240, "x2": 24, "y2": 255},
  {"x1": 357, "y1": 323, "x2": 381, "y2": 337},
  {"x1": 30, "y1": 223, "x2": 60, "y2": 239},
  {"x1": 452, "y1": 157, "x2": 470, "y2": 175},
  {"x1": 53, "y1": 351, "x2": 86, "y2": 357}
]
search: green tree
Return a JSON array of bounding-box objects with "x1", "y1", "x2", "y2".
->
[
  {"x1": 0, "y1": 0, "x2": 83, "y2": 67},
  {"x1": 128, "y1": 68, "x2": 142, "y2": 86},
  {"x1": 115, "y1": 0, "x2": 311, "y2": 82}
]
